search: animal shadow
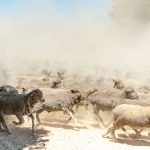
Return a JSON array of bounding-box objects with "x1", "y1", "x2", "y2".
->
[
  {"x1": 116, "y1": 133, "x2": 150, "y2": 146},
  {"x1": 0, "y1": 124, "x2": 49, "y2": 150},
  {"x1": 39, "y1": 119, "x2": 87, "y2": 130}
]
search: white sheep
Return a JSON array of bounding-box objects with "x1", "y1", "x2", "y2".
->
[{"x1": 103, "y1": 104, "x2": 150, "y2": 141}]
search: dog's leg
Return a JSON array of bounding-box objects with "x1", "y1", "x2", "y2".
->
[
  {"x1": 36, "y1": 107, "x2": 45, "y2": 124},
  {"x1": 13, "y1": 113, "x2": 25, "y2": 125},
  {"x1": 0, "y1": 113, "x2": 11, "y2": 134},
  {"x1": 0, "y1": 123, "x2": 5, "y2": 132},
  {"x1": 0, "y1": 116, "x2": 6, "y2": 132},
  {"x1": 29, "y1": 114, "x2": 35, "y2": 134}
]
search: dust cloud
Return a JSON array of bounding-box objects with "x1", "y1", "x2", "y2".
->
[{"x1": 0, "y1": 0, "x2": 150, "y2": 85}]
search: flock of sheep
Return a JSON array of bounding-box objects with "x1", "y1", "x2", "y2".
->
[{"x1": 2, "y1": 69, "x2": 150, "y2": 143}]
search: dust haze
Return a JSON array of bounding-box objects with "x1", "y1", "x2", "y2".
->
[
  {"x1": 1, "y1": 2, "x2": 150, "y2": 149},
  {"x1": 0, "y1": 0, "x2": 150, "y2": 85}
]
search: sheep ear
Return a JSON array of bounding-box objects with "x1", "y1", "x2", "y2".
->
[
  {"x1": 70, "y1": 89, "x2": 75, "y2": 93},
  {"x1": 30, "y1": 93, "x2": 34, "y2": 97},
  {"x1": 70, "y1": 89, "x2": 79, "y2": 93},
  {"x1": 93, "y1": 88, "x2": 98, "y2": 92}
]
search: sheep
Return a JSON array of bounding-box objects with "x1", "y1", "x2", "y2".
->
[
  {"x1": 86, "y1": 92, "x2": 149, "y2": 127},
  {"x1": 112, "y1": 79, "x2": 139, "y2": 100},
  {"x1": 36, "y1": 88, "x2": 97, "y2": 126},
  {"x1": 51, "y1": 71, "x2": 65, "y2": 88},
  {"x1": 75, "y1": 88, "x2": 98, "y2": 111},
  {"x1": 103, "y1": 104, "x2": 150, "y2": 142},
  {"x1": 112, "y1": 79, "x2": 125, "y2": 90},
  {"x1": 122, "y1": 87, "x2": 139, "y2": 100}
]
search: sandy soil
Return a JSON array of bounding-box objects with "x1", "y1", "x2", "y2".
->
[
  {"x1": 0, "y1": 108, "x2": 150, "y2": 150},
  {"x1": 1, "y1": 77, "x2": 150, "y2": 150}
]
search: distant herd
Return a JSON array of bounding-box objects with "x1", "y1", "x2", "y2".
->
[{"x1": 0, "y1": 77, "x2": 150, "y2": 143}]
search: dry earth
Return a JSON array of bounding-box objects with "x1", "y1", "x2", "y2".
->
[
  {"x1": 1, "y1": 74, "x2": 150, "y2": 150},
  {"x1": 0, "y1": 107, "x2": 150, "y2": 150}
]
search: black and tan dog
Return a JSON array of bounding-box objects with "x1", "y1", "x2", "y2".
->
[{"x1": 0, "y1": 89, "x2": 44, "y2": 134}]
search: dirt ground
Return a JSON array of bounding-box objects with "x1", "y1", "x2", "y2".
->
[
  {"x1": 0, "y1": 107, "x2": 150, "y2": 150},
  {"x1": 1, "y1": 76, "x2": 150, "y2": 150}
]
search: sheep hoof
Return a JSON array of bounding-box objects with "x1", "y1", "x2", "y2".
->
[
  {"x1": 135, "y1": 133, "x2": 141, "y2": 137},
  {"x1": 102, "y1": 134, "x2": 107, "y2": 138},
  {"x1": 97, "y1": 123, "x2": 102, "y2": 128},
  {"x1": 123, "y1": 134, "x2": 129, "y2": 138},
  {"x1": 112, "y1": 138, "x2": 117, "y2": 142},
  {"x1": 131, "y1": 133, "x2": 141, "y2": 139},
  {"x1": 37, "y1": 122, "x2": 42, "y2": 126}
]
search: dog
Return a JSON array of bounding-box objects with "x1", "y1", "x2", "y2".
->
[{"x1": 0, "y1": 89, "x2": 44, "y2": 134}]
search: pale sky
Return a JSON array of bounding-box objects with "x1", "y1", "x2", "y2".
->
[
  {"x1": 0, "y1": 0, "x2": 150, "y2": 69},
  {"x1": 0, "y1": 0, "x2": 113, "y2": 63}
]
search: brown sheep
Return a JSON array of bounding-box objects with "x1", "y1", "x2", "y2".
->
[
  {"x1": 51, "y1": 72, "x2": 65, "y2": 88},
  {"x1": 86, "y1": 92, "x2": 149, "y2": 127},
  {"x1": 36, "y1": 88, "x2": 97, "y2": 126},
  {"x1": 112, "y1": 79, "x2": 125, "y2": 90},
  {"x1": 122, "y1": 87, "x2": 139, "y2": 100}
]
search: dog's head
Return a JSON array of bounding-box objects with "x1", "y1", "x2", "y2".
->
[{"x1": 26, "y1": 89, "x2": 45, "y2": 107}]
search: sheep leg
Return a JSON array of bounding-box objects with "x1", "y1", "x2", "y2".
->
[
  {"x1": 75, "y1": 104, "x2": 80, "y2": 112},
  {"x1": 132, "y1": 127, "x2": 149, "y2": 137},
  {"x1": 132, "y1": 128, "x2": 141, "y2": 137},
  {"x1": 68, "y1": 109, "x2": 75, "y2": 121},
  {"x1": 111, "y1": 126, "x2": 117, "y2": 142},
  {"x1": 93, "y1": 108, "x2": 106, "y2": 127},
  {"x1": 103, "y1": 124, "x2": 117, "y2": 142},
  {"x1": 121, "y1": 127, "x2": 142, "y2": 138},
  {"x1": 64, "y1": 108, "x2": 75, "y2": 122},
  {"x1": 121, "y1": 127, "x2": 126, "y2": 132},
  {"x1": 63, "y1": 111, "x2": 68, "y2": 120},
  {"x1": 103, "y1": 116, "x2": 121, "y2": 138},
  {"x1": 91, "y1": 104, "x2": 102, "y2": 126},
  {"x1": 62, "y1": 108, "x2": 79, "y2": 127},
  {"x1": 123, "y1": 126, "x2": 142, "y2": 138},
  {"x1": 67, "y1": 110, "x2": 78, "y2": 126},
  {"x1": 111, "y1": 121, "x2": 124, "y2": 142},
  {"x1": 120, "y1": 127, "x2": 130, "y2": 137},
  {"x1": 103, "y1": 127, "x2": 112, "y2": 137},
  {"x1": 121, "y1": 126, "x2": 141, "y2": 138}
]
